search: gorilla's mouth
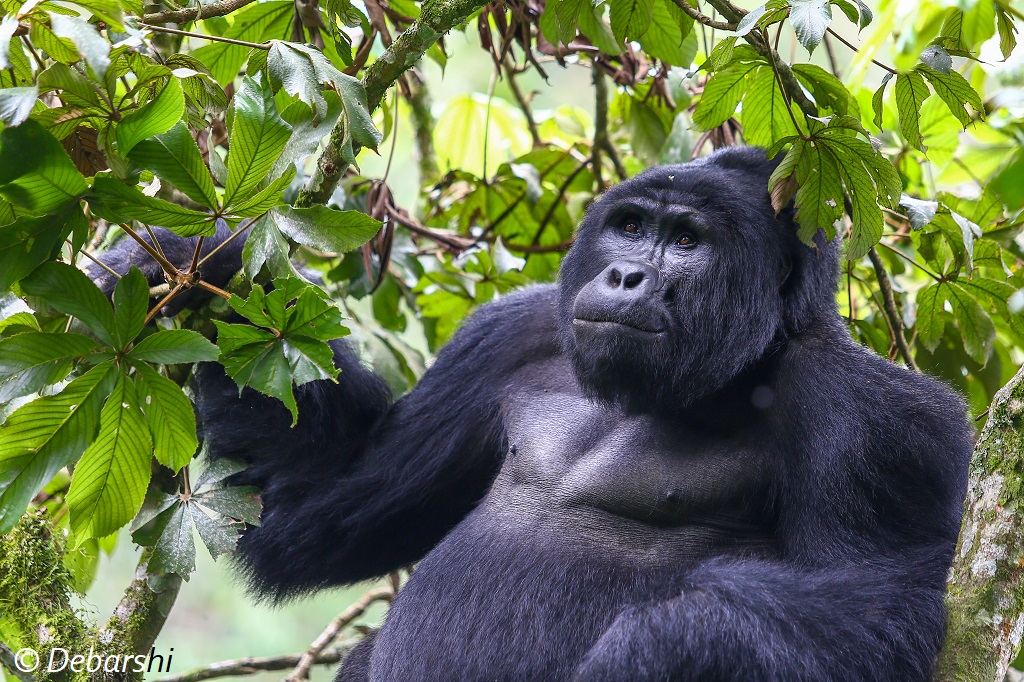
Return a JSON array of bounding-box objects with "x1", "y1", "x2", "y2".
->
[{"x1": 572, "y1": 317, "x2": 665, "y2": 335}]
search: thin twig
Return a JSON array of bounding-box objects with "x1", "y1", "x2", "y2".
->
[
  {"x1": 154, "y1": 643, "x2": 358, "y2": 682},
  {"x1": 194, "y1": 280, "x2": 233, "y2": 300},
  {"x1": 197, "y1": 217, "x2": 261, "y2": 268},
  {"x1": 764, "y1": 25, "x2": 805, "y2": 136},
  {"x1": 385, "y1": 206, "x2": 476, "y2": 253},
  {"x1": 531, "y1": 157, "x2": 591, "y2": 246},
  {"x1": 505, "y1": 238, "x2": 574, "y2": 253},
  {"x1": 79, "y1": 249, "x2": 122, "y2": 279},
  {"x1": 120, "y1": 223, "x2": 178, "y2": 277},
  {"x1": 867, "y1": 246, "x2": 918, "y2": 371},
  {"x1": 144, "y1": 224, "x2": 168, "y2": 261},
  {"x1": 503, "y1": 57, "x2": 542, "y2": 149},
  {"x1": 188, "y1": 236, "x2": 206, "y2": 275},
  {"x1": 285, "y1": 587, "x2": 394, "y2": 682},
  {"x1": 145, "y1": 284, "x2": 185, "y2": 326},
  {"x1": 667, "y1": 0, "x2": 736, "y2": 30},
  {"x1": 143, "y1": 0, "x2": 256, "y2": 24},
  {"x1": 877, "y1": 241, "x2": 942, "y2": 281},
  {"x1": 140, "y1": 23, "x2": 272, "y2": 50},
  {"x1": 825, "y1": 28, "x2": 896, "y2": 74}
]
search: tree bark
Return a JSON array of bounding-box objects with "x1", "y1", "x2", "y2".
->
[{"x1": 937, "y1": 364, "x2": 1024, "y2": 681}]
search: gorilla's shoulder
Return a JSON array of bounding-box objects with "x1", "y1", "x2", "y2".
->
[
  {"x1": 438, "y1": 284, "x2": 562, "y2": 364},
  {"x1": 776, "y1": 323, "x2": 973, "y2": 461}
]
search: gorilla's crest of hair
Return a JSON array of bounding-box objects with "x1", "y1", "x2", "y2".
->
[{"x1": 557, "y1": 147, "x2": 839, "y2": 412}]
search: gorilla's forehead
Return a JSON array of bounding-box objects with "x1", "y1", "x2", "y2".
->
[{"x1": 599, "y1": 164, "x2": 757, "y2": 215}]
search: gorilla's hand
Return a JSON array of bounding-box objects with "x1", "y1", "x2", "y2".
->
[
  {"x1": 572, "y1": 602, "x2": 693, "y2": 682},
  {"x1": 88, "y1": 220, "x2": 244, "y2": 314}
]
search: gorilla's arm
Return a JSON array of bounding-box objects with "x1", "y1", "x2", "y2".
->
[
  {"x1": 575, "y1": 334, "x2": 972, "y2": 682},
  {"x1": 195, "y1": 285, "x2": 561, "y2": 601}
]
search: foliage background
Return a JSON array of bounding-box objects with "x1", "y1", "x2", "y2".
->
[{"x1": 0, "y1": 0, "x2": 1023, "y2": 676}]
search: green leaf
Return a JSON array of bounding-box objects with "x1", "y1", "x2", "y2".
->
[
  {"x1": 215, "y1": 323, "x2": 299, "y2": 421},
  {"x1": 793, "y1": 139, "x2": 844, "y2": 243},
  {"x1": 920, "y1": 44, "x2": 952, "y2": 74},
  {"x1": 789, "y1": 0, "x2": 832, "y2": 54},
  {"x1": 112, "y1": 267, "x2": 149, "y2": 347},
  {"x1": 741, "y1": 67, "x2": 797, "y2": 148},
  {"x1": 134, "y1": 364, "x2": 198, "y2": 472},
  {"x1": 0, "y1": 203, "x2": 87, "y2": 292},
  {"x1": 705, "y1": 36, "x2": 737, "y2": 71},
  {"x1": 736, "y1": 4, "x2": 767, "y2": 36},
  {"x1": 225, "y1": 166, "x2": 296, "y2": 217},
  {"x1": 915, "y1": 282, "x2": 945, "y2": 351},
  {"x1": 128, "y1": 329, "x2": 220, "y2": 364},
  {"x1": 917, "y1": 65, "x2": 984, "y2": 129},
  {"x1": 948, "y1": 281, "x2": 995, "y2": 364},
  {"x1": 224, "y1": 75, "x2": 293, "y2": 207},
  {"x1": 0, "y1": 120, "x2": 88, "y2": 215},
  {"x1": 89, "y1": 176, "x2": 217, "y2": 237},
  {"x1": 871, "y1": 72, "x2": 893, "y2": 129},
  {"x1": 193, "y1": 484, "x2": 261, "y2": 526},
  {"x1": 610, "y1": 0, "x2": 654, "y2": 42},
  {"x1": 134, "y1": 498, "x2": 196, "y2": 577},
  {"x1": 242, "y1": 213, "x2": 298, "y2": 279},
  {"x1": 48, "y1": 13, "x2": 109, "y2": 77},
  {"x1": 995, "y1": 2, "x2": 1018, "y2": 60},
  {"x1": 900, "y1": 194, "x2": 938, "y2": 229},
  {"x1": 959, "y1": 0, "x2": 996, "y2": 48},
  {"x1": 67, "y1": 374, "x2": 153, "y2": 544},
  {"x1": 37, "y1": 62, "x2": 102, "y2": 109},
  {"x1": 0, "y1": 362, "x2": 115, "y2": 533},
  {"x1": 0, "y1": 86, "x2": 39, "y2": 127},
  {"x1": 29, "y1": 21, "x2": 79, "y2": 64},
  {"x1": 21, "y1": 262, "x2": 117, "y2": 346},
  {"x1": 831, "y1": 0, "x2": 871, "y2": 30},
  {"x1": 692, "y1": 60, "x2": 763, "y2": 130},
  {"x1": 638, "y1": 0, "x2": 696, "y2": 66},
  {"x1": 551, "y1": 0, "x2": 585, "y2": 43},
  {"x1": 792, "y1": 63, "x2": 858, "y2": 117},
  {"x1": 128, "y1": 122, "x2": 219, "y2": 209},
  {"x1": 270, "y1": 205, "x2": 382, "y2": 253},
  {"x1": 115, "y1": 78, "x2": 185, "y2": 156},
  {"x1": 266, "y1": 41, "x2": 329, "y2": 118},
  {"x1": 0, "y1": 333, "x2": 99, "y2": 403},
  {"x1": 190, "y1": 1, "x2": 294, "y2": 86},
  {"x1": 894, "y1": 70, "x2": 930, "y2": 150},
  {"x1": 826, "y1": 139, "x2": 883, "y2": 260},
  {"x1": 991, "y1": 151, "x2": 1024, "y2": 210}
]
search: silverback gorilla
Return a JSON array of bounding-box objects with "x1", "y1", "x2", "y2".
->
[{"x1": 96, "y1": 147, "x2": 973, "y2": 681}]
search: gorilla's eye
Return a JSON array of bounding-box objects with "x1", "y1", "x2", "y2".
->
[
  {"x1": 622, "y1": 219, "x2": 641, "y2": 235},
  {"x1": 676, "y1": 233, "x2": 698, "y2": 247}
]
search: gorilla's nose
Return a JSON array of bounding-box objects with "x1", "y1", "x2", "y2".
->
[{"x1": 602, "y1": 261, "x2": 661, "y2": 295}]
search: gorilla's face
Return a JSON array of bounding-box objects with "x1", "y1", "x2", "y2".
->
[{"x1": 557, "y1": 149, "x2": 837, "y2": 413}]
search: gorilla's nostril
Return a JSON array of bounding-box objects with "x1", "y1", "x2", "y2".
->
[
  {"x1": 608, "y1": 268, "x2": 623, "y2": 287},
  {"x1": 623, "y1": 271, "x2": 645, "y2": 289}
]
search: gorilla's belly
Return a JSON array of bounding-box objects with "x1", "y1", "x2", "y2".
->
[{"x1": 367, "y1": 389, "x2": 777, "y2": 681}]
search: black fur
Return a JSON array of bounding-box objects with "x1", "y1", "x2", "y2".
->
[{"x1": 96, "y1": 147, "x2": 972, "y2": 681}]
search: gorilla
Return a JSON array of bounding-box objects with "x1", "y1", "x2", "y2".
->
[{"x1": 96, "y1": 147, "x2": 972, "y2": 681}]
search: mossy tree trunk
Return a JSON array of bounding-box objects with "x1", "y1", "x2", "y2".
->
[{"x1": 937, "y1": 364, "x2": 1024, "y2": 682}]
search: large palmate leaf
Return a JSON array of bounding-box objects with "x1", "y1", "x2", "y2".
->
[
  {"x1": 0, "y1": 332, "x2": 99, "y2": 403},
  {"x1": 0, "y1": 120, "x2": 88, "y2": 215},
  {"x1": 223, "y1": 75, "x2": 292, "y2": 208},
  {"x1": 89, "y1": 176, "x2": 218, "y2": 237},
  {"x1": 128, "y1": 122, "x2": 219, "y2": 208},
  {"x1": 67, "y1": 374, "x2": 153, "y2": 544},
  {"x1": 0, "y1": 362, "x2": 116, "y2": 533},
  {"x1": 115, "y1": 78, "x2": 185, "y2": 156}
]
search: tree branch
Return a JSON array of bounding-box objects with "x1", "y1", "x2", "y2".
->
[
  {"x1": 154, "y1": 643, "x2": 358, "y2": 682},
  {"x1": 284, "y1": 587, "x2": 394, "y2": 682},
  {"x1": 937, "y1": 364, "x2": 1024, "y2": 682},
  {"x1": 867, "y1": 246, "x2": 918, "y2": 371},
  {"x1": 142, "y1": 0, "x2": 257, "y2": 25},
  {"x1": 503, "y1": 57, "x2": 542, "y2": 149},
  {"x1": 406, "y1": 69, "x2": 440, "y2": 186},
  {"x1": 297, "y1": 0, "x2": 493, "y2": 207},
  {"x1": 667, "y1": 0, "x2": 736, "y2": 31}
]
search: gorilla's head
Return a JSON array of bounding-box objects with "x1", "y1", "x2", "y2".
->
[{"x1": 557, "y1": 147, "x2": 839, "y2": 413}]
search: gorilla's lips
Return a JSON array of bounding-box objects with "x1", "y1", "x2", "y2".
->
[{"x1": 571, "y1": 316, "x2": 665, "y2": 335}]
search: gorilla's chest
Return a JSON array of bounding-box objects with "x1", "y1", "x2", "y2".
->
[{"x1": 487, "y1": 386, "x2": 777, "y2": 561}]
